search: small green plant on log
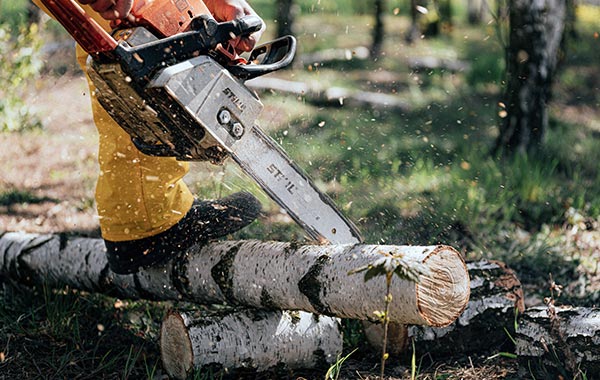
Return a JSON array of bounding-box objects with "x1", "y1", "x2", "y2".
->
[
  {"x1": 0, "y1": 22, "x2": 43, "y2": 132},
  {"x1": 349, "y1": 251, "x2": 426, "y2": 378}
]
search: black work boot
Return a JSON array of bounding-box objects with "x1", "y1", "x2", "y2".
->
[{"x1": 104, "y1": 191, "x2": 261, "y2": 274}]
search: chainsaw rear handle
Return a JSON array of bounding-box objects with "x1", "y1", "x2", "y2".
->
[{"x1": 228, "y1": 36, "x2": 297, "y2": 81}]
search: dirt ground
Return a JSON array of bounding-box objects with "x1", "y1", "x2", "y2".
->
[{"x1": 0, "y1": 73, "x2": 100, "y2": 236}]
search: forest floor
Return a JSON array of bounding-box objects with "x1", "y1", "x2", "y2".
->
[{"x1": 2, "y1": 8, "x2": 600, "y2": 380}]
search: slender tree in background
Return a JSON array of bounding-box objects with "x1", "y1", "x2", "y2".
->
[
  {"x1": 371, "y1": 0, "x2": 385, "y2": 57},
  {"x1": 276, "y1": 0, "x2": 296, "y2": 38},
  {"x1": 494, "y1": 0, "x2": 568, "y2": 155},
  {"x1": 406, "y1": 0, "x2": 425, "y2": 43},
  {"x1": 468, "y1": 0, "x2": 489, "y2": 25}
]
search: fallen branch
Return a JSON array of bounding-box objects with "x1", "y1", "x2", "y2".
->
[
  {"x1": 161, "y1": 309, "x2": 342, "y2": 379},
  {"x1": 295, "y1": 46, "x2": 371, "y2": 68},
  {"x1": 0, "y1": 232, "x2": 469, "y2": 326},
  {"x1": 407, "y1": 56, "x2": 471, "y2": 73},
  {"x1": 247, "y1": 77, "x2": 410, "y2": 112}
]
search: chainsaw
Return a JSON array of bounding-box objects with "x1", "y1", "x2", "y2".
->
[{"x1": 41, "y1": 0, "x2": 362, "y2": 245}]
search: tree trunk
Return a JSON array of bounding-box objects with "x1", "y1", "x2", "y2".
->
[
  {"x1": 0, "y1": 232, "x2": 470, "y2": 326},
  {"x1": 275, "y1": 0, "x2": 296, "y2": 38},
  {"x1": 365, "y1": 260, "x2": 524, "y2": 357},
  {"x1": 468, "y1": 0, "x2": 481, "y2": 24},
  {"x1": 494, "y1": 0, "x2": 567, "y2": 155},
  {"x1": 161, "y1": 309, "x2": 342, "y2": 379},
  {"x1": 371, "y1": 0, "x2": 385, "y2": 57},
  {"x1": 406, "y1": 0, "x2": 421, "y2": 43},
  {"x1": 515, "y1": 306, "x2": 600, "y2": 379}
]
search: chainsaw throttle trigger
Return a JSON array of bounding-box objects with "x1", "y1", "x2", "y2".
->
[{"x1": 227, "y1": 36, "x2": 297, "y2": 80}]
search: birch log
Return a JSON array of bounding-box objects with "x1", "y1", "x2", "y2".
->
[
  {"x1": 161, "y1": 309, "x2": 342, "y2": 379},
  {"x1": 364, "y1": 260, "x2": 524, "y2": 356},
  {"x1": 515, "y1": 306, "x2": 600, "y2": 378},
  {"x1": 0, "y1": 232, "x2": 469, "y2": 325}
]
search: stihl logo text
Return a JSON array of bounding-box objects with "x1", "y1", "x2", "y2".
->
[
  {"x1": 223, "y1": 88, "x2": 247, "y2": 111},
  {"x1": 267, "y1": 164, "x2": 296, "y2": 194}
]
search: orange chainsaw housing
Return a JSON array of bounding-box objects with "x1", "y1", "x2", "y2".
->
[
  {"x1": 129, "y1": 0, "x2": 212, "y2": 37},
  {"x1": 40, "y1": 0, "x2": 213, "y2": 54}
]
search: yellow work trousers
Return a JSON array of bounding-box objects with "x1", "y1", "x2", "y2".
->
[
  {"x1": 76, "y1": 47, "x2": 194, "y2": 241},
  {"x1": 31, "y1": 0, "x2": 195, "y2": 241}
]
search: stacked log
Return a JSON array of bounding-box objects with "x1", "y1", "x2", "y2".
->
[
  {"x1": 515, "y1": 306, "x2": 600, "y2": 378},
  {"x1": 161, "y1": 309, "x2": 342, "y2": 379}
]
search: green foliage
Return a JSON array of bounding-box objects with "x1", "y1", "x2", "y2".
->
[
  {"x1": 348, "y1": 250, "x2": 426, "y2": 284},
  {"x1": 0, "y1": 282, "x2": 163, "y2": 378},
  {"x1": 0, "y1": 0, "x2": 30, "y2": 29},
  {"x1": 0, "y1": 23, "x2": 43, "y2": 132},
  {"x1": 325, "y1": 348, "x2": 357, "y2": 380}
]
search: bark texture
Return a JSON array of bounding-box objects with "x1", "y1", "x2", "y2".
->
[
  {"x1": 516, "y1": 306, "x2": 600, "y2": 378},
  {"x1": 0, "y1": 232, "x2": 469, "y2": 326},
  {"x1": 161, "y1": 309, "x2": 342, "y2": 379},
  {"x1": 495, "y1": 0, "x2": 567, "y2": 154}
]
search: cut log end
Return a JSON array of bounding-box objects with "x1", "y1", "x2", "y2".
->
[
  {"x1": 160, "y1": 312, "x2": 194, "y2": 380},
  {"x1": 160, "y1": 309, "x2": 343, "y2": 379},
  {"x1": 417, "y1": 246, "x2": 470, "y2": 327}
]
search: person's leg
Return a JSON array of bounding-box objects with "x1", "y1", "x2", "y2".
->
[
  {"x1": 78, "y1": 46, "x2": 196, "y2": 242},
  {"x1": 78, "y1": 47, "x2": 260, "y2": 273}
]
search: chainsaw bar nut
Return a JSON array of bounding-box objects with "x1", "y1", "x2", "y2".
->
[
  {"x1": 231, "y1": 122, "x2": 245, "y2": 138},
  {"x1": 218, "y1": 109, "x2": 232, "y2": 125}
]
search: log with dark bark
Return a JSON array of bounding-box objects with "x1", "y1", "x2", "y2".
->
[
  {"x1": 515, "y1": 306, "x2": 600, "y2": 379},
  {"x1": 365, "y1": 260, "x2": 524, "y2": 357},
  {"x1": 161, "y1": 309, "x2": 342, "y2": 379},
  {"x1": 0, "y1": 232, "x2": 469, "y2": 326}
]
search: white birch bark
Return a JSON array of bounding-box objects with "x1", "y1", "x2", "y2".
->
[
  {"x1": 0, "y1": 232, "x2": 469, "y2": 325},
  {"x1": 160, "y1": 309, "x2": 342, "y2": 379},
  {"x1": 515, "y1": 306, "x2": 600, "y2": 378}
]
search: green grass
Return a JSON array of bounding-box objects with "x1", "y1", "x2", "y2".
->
[{"x1": 0, "y1": 282, "x2": 165, "y2": 379}]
